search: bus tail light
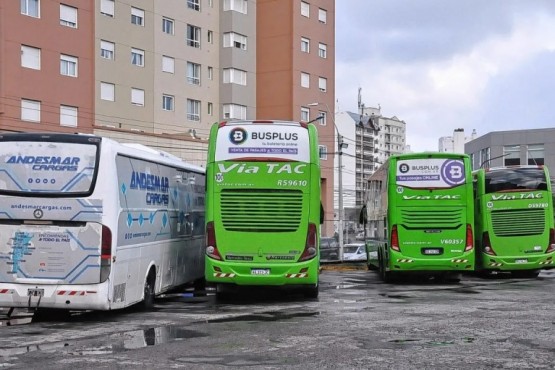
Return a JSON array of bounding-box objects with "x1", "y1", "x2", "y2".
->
[
  {"x1": 391, "y1": 225, "x2": 400, "y2": 252},
  {"x1": 465, "y1": 224, "x2": 474, "y2": 252},
  {"x1": 100, "y1": 225, "x2": 112, "y2": 282},
  {"x1": 546, "y1": 228, "x2": 555, "y2": 253},
  {"x1": 206, "y1": 222, "x2": 222, "y2": 260},
  {"x1": 482, "y1": 231, "x2": 496, "y2": 255},
  {"x1": 299, "y1": 223, "x2": 317, "y2": 262}
]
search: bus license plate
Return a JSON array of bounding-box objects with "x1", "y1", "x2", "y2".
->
[
  {"x1": 422, "y1": 248, "x2": 442, "y2": 255},
  {"x1": 515, "y1": 259, "x2": 528, "y2": 264},
  {"x1": 251, "y1": 269, "x2": 270, "y2": 275},
  {"x1": 27, "y1": 288, "x2": 44, "y2": 297}
]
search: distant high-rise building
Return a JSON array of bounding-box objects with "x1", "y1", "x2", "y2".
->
[{"x1": 439, "y1": 128, "x2": 477, "y2": 154}]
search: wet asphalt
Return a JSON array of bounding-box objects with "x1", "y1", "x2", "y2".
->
[{"x1": 1, "y1": 265, "x2": 555, "y2": 369}]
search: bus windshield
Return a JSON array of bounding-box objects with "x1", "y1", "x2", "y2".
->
[
  {"x1": 485, "y1": 167, "x2": 547, "y2": 193},
  {"x1": 0, "y1": 140, "x2": 98, "y2": 195}
]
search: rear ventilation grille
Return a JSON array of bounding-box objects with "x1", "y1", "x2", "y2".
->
[
  {"x1": 492, "y1": 209, "x2": 545, "y2": 236},
  {"x1": 220, "y1": 189, "x2": 303, "y2": 232}
]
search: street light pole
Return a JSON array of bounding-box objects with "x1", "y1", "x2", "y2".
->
[{"x1": 308, "y1": 102, "x2": 344, "y2": 260}]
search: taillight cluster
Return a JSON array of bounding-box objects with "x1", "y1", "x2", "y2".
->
[
  {"x1": 100, "y1": 225, "x2": 112, "y2": 282},
  {"x1": 482, "y1": 231, "x2": 496, "y2": 255},
  {"x1": 391, "y1": 225, "x2": 400, "y2": 251},
  {"x1": 205, "y1": 221, "x2": 222, "y2": 260},
  {"x1": 299, "y1": 223, "x2": 317, "y2": 262},
  {"x1": 465, "y1": 224, "x2": 474, "y2": 252},
  {"x1": 546, "y1": 228, "x2": 555, "y2": 253}
]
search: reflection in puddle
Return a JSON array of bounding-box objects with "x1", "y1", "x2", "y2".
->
[
  {"x1": 208, "y1": 311, "x2": 319, "y2": 323},
  {"x1": 0, "y1": 317, "x2": 33, "y2": 326},
  {"x1": 121, "y1": 326, "x2": 207, "y2": 350}
]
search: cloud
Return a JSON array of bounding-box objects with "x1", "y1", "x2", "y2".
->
[{"x1": 336, "y1": 0, "x2": 555, "y2": 151}]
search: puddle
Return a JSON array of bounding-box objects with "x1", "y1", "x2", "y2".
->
[
  {"x1": 207, "y1": 311, "x2": 319, "y2": 323},
  {"x1": 118, "y1": 326, "x2": 207, "y2": 350}
]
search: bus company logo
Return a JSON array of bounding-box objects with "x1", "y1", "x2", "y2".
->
[
  {"x1": 215, "y1": 173, "x2": 224, "y2": 183},
  {"x1": 399, "y1": 163, "x2": 410, "y2": 173},
  {"x1": 229, "y1": 128, "x2": 247, "y2": 145},
  {"x1": 487, "y1": 201, "x2": 494, "y2": 208},
  {"x1": 396, "y1": 186, "x2": 404, "y2": 194},
  {"x1": 440, "y1": 160, "x2": 465, "y2": 186}
]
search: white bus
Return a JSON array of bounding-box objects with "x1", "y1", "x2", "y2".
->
[{"x1": 0, "y1": 133, "x2": 205, "y2": 311}]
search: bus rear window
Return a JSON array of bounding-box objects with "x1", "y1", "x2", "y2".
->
[
  {"x1": 0, "y1": 141, "x2": 98, "y2": 195},
  {"x1": 485, "y1": 168, "x2": 547, "y2": 193}
]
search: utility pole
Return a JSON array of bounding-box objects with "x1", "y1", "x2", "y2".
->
[{"x1": 337, "y1": 132, "x2": 344, "y2": 261}]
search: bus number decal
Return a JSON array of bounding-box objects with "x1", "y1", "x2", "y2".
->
[
  {"x1": 277, "y1": 180, "x2": 307, "y2": 187},
  {"x1": 529, "y1": 203, "x2": 548, "y2": 208},
  {"x1": 441, "y1": 239, "x2": 463, "y2": 245}
]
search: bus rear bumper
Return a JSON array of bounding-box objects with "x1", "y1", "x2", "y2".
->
[
  {"x1": 205, "y1": 258, "x2": 319, "y2": 286},
  {"x1": 389, "y1": 251, "x2": 475, "y2": 272},
  {"x1": 0, "y1": 282, "x2": 110, "y2": 311},
  {"x1": 480, "y1": 253, "x2": 555, "y2": 271}
]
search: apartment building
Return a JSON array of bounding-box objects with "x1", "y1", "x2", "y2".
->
[
  {"x1": 258, "y1": 0, "x2": 336, "y2": 237},
  {"x1": 0, "y1": 0, "x2": 336, "y2": 234},
  {"x1": 0, "y1": 0, "x2": 95, "y2": 133}
]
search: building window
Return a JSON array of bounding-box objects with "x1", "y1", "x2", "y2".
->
[
  {"x1": 301, "y1": 1, "x2": 309, "y2": 17},
  {"x1": 301, "y1": 37, "x2": 310, "y2": 53},
  {"x1": 60, "y1": 4, "x2": 77, "y2": 28},
  {"x1": 100, "y1": 40, "x2": 115, "y2": 60},
  {"x1": 187, "y1": 24, "x2": 201, "y2": 48},
  {"x1": 60, "y1": 54, "x2": 77, "y2": 77},
  {"x1": 21, "y1": 45, "x2": 40, "y2": 70},
  {"x1": 479, "y1": 147, "x2": 490, "y2": 168},
  {"x1": 21, "y1": 99, "x2": 40, "y2": 122},
  {"x1": 301, "y1": 72, "x2": 310, "y2": 88},
  {"x1": 318, "y1": 8, "x2": 327, "y2": 23},
  {"x1": 208, "y1": 66, "x2": 213, "y2": 80},
  {"x1": 301, "y1": 107, "x2": 310, "y2": 122},
  {"x1": 223, "y1": 104, "x2": 246, "y2": 120},
  {"x1": 319, "y1": 77, "x2": 327, "y2": 92},
  {"x1": 100, "y1": 82, "x2": 115, "y2": 101},
  {"x1": 319, "y1": 145, "x2": 328, "y2": 160},
  {"x1": 131, "y1": 48, "x2": 144, "y2": 67},
  {"x1": 223, "y1": 68, "x2": 247, "y2": 85},
  {"x1": 162, "y1": 94, "x2": 174, "y2": 111},
  {"x1": 207, "y1": 30, "x2": 213, "y2": 44},
  {"x1": 318, "y1": 43, "x2": 327, "y2": 58},
  {"x1": 223, "y1": 32, "x2": 247, "y2": 50},
  {"x1": 187, "y1": 99, "x2": 201, "y2": 121},
  {"x1": 21, "y1": 0, "x2": 39, "y2": 17},
  {"x1": 318, "y1": 111, "x2": 327, "y2": 126},
  {"x1": 187, "y1": 0, "x2": 200, "y2": 11},
  {"x1": 131, "y1": 7, "x2": 144, "y2": 26},
  {"x1": 131, "y1": 88, "x2": 145, "y2": 106},
  {"x1": 223, "y1": 0, "x2": 247, "y2": 13},
  {"x1": 208, "y1": 102, "x2": 213, "y2": 116},
  {"x1": 60, "y1": 105, "x2": 78, "y2": 127},
  {"x1": 100, "y1": 0, "x2": 114, "y2": 17},
  {"x1": 527, "y1": 144, "x2": 544, "y2": 165},
  {"x1": 187, "y1": 62, "x2": 201, "y2": 85},
  {"x1": 162, "y1": 17, "x2": 174, "y2": 35},
  {"x1": 162, "y1": 56, "x2": 174, "y2": 73},
  {"x1": 503, "y1": 145, "x2": 520, "y2": 166}
]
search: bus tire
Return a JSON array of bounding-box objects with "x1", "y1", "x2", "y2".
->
[
  {"x1": 142, "y1": 269, "x2": 156, "y2": 310},
  {"x1": 304, "y1": 284, "x2": 319, "y2": 299},
  {"x1": 512, "y1": 270, "x2": 540, "y2": 279}
]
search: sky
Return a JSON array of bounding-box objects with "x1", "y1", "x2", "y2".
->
[{"x1": 335, "y1": 0, "x2": 555, "y2": 152}]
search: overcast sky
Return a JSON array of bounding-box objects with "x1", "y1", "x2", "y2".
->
[{"x1": 335, "y1": 0, "x2": 555, "y2": 152}]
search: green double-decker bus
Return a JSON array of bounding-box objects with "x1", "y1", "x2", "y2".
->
[
  {"x1": 473, "y1": 166, "x2": 555, "y2": 278},
  {"x1": 205, "y1": 120, "x2": 321, "y2": 298},
  {"x1": 365, "y1": 152, "x2": 475, "y2": 282}
]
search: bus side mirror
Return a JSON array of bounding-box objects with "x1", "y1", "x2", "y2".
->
[{"x1": 320, "y1": 203, "x2": 324, "y2": 225}]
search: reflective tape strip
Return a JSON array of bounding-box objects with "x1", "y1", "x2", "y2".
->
[
  {"x1": 0, "y1": 289, "x2": 13, "y2": 294},
  {"x1": 57, "y1": 290, "x2": 96, "y2": 296},
  {"x1": 213, "y1": 273, "x2": 236, "y2": 278},
  {"x1": 452, "y1": 259, "x2": 468, "y2": 263},
  {"x1": 397, "y1": 259, "x2": 413, "y2": 263},
  {"x1": 539, "y1": 260, "x2": 554, "y2": 265},
  {"x1": 285, "y1": 273, "x2": 308, "y2": 278},
  {"x1": 488, "y1": 262, "x2": 503, "y2": 267}
]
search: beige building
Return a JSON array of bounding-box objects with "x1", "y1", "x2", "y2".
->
[{"x1": 0, "y1": 0, "x2": 336, "y2": 234}]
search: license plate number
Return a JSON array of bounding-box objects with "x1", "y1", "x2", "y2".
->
[
  {"x1": 422, "y1": 248, "x2": 442, "y2": 255},
  {"x1": 251, "y1": 269, "x2": 270, "y2": 275},
  {"x1": 27, "y1": 288, "x2": 44, "y2": 297},
  {"x1": 515, "y1": 259, "x2": 528, "y2": 264}
]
